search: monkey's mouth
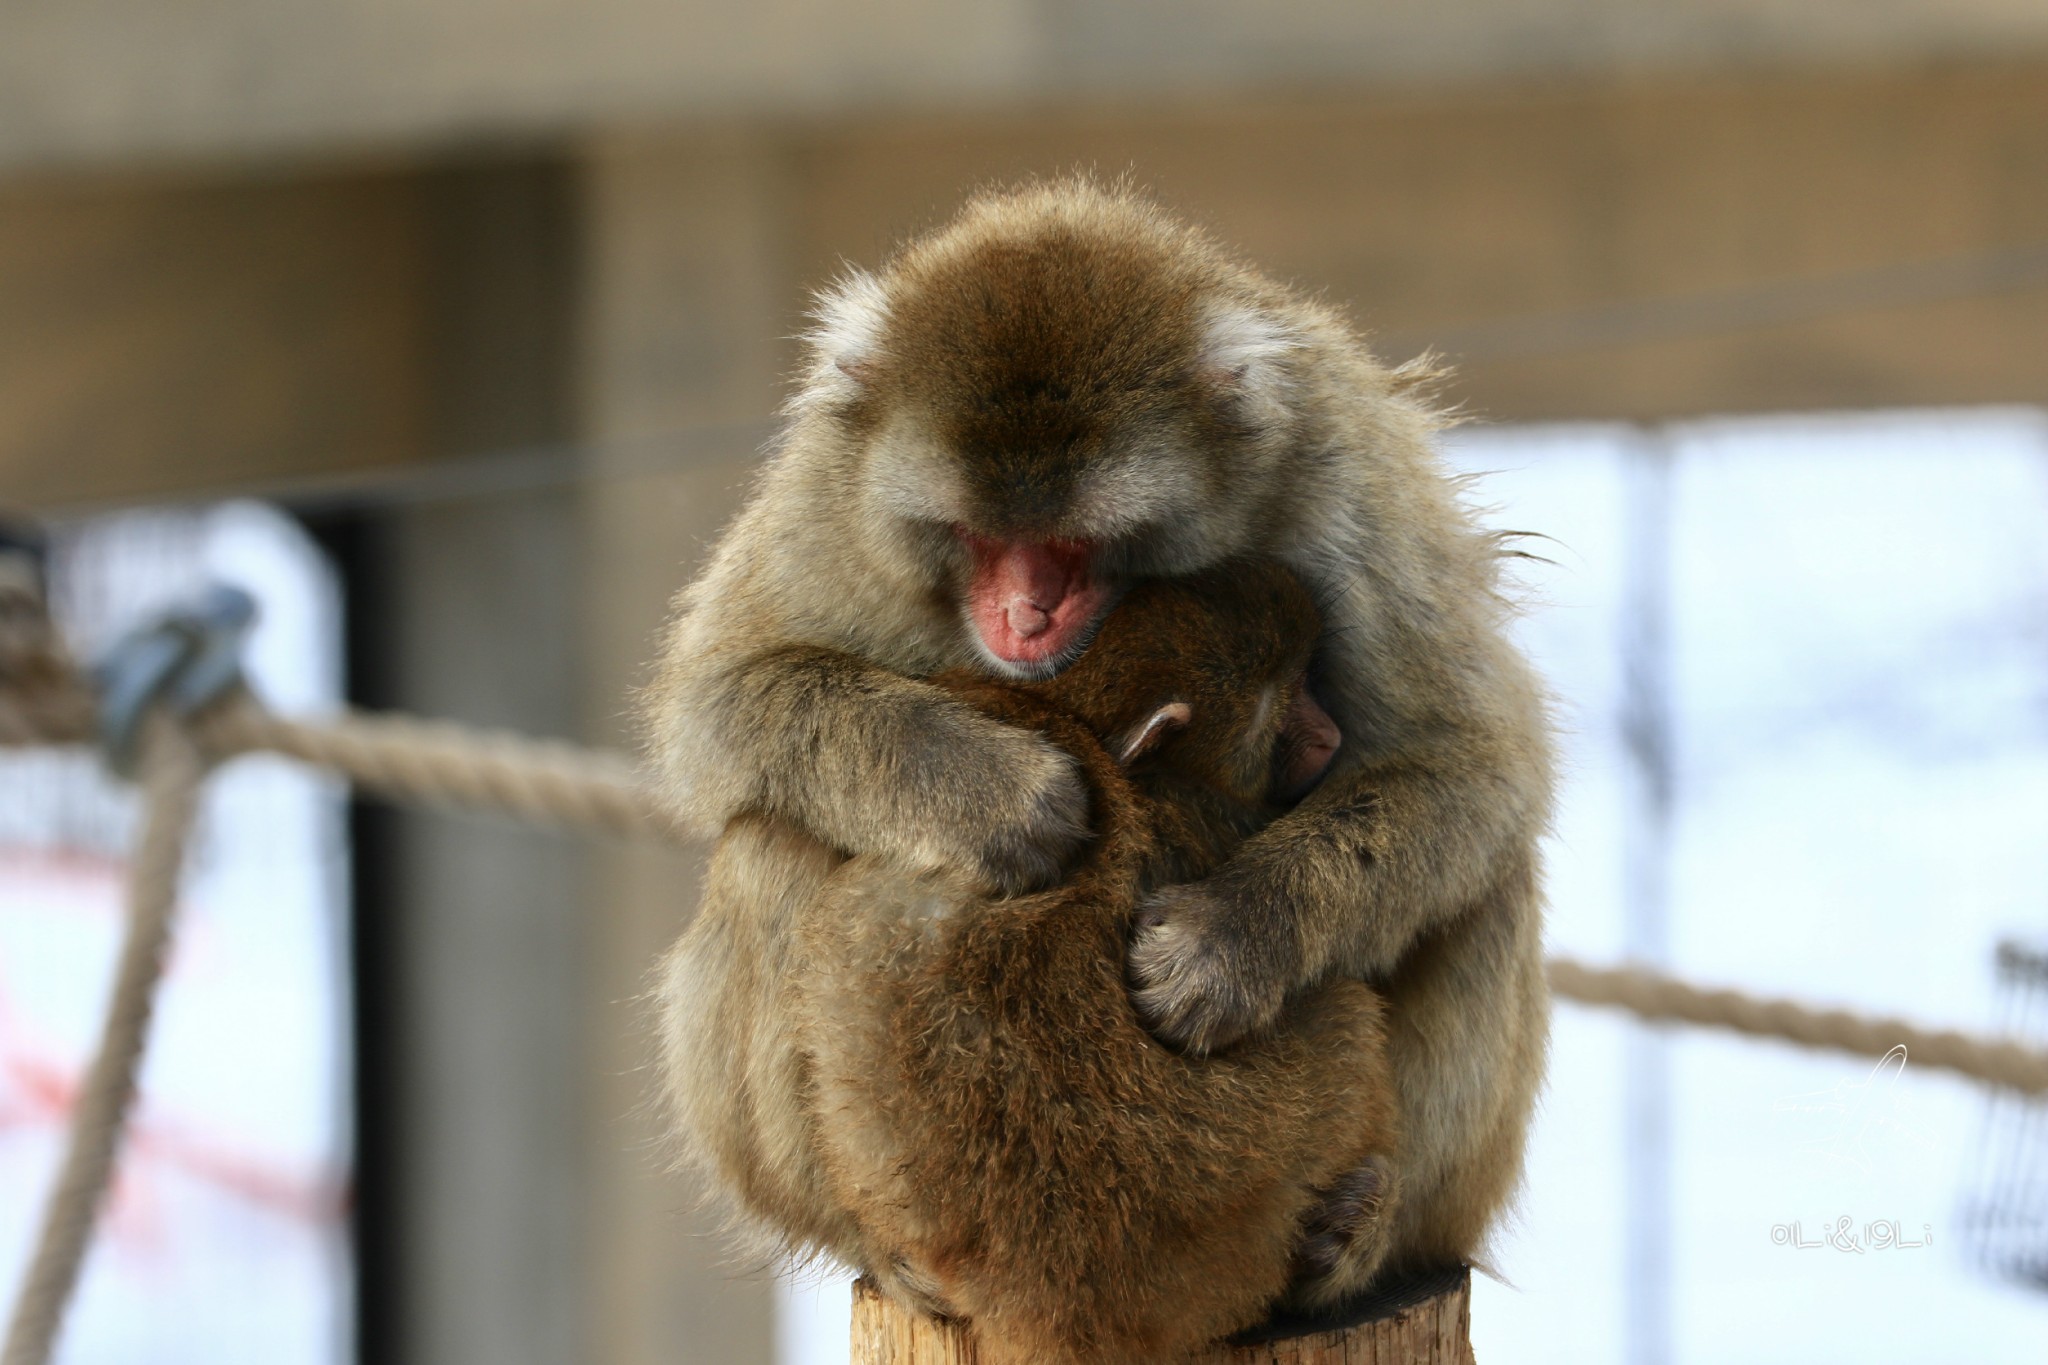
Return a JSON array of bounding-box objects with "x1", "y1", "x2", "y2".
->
[{"x1": 960, "y1": 533, "x2": 1113, "y2": 676}]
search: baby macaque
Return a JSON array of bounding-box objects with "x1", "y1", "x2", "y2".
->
[{"x1": 658, "y1": 563, "x2": 1396, "y2": 1365}]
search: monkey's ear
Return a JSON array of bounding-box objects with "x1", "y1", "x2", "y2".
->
[
  {"x1": 796, "y1": 268, "x2": 890, "y2": 408},
  {"x1": 1196, "y1": 299, "x2": 1299, "y2": 427},
  {"x1": 1114, "y1": 701, "x2": 1192, "y2": 767}
]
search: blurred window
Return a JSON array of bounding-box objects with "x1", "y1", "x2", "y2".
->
[{"x1": 1455, "y1": 407, "x2": 2048, "y2": 1363}]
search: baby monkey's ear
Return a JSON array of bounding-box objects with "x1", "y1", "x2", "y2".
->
[{"x1": 1115, "y1": 702, "x2": 1193, "y2": 767}]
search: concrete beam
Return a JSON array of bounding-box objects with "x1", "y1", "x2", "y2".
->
[
  {"x1": 5, "y1": 2, "x2": 2048, "y2": 175},
  {"x1": 572, "y1": 132, "x2": 790, "y2": 1365}
]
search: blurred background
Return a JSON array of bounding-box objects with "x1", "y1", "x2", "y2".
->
[{"x1": 2, "y1": 3, "x2": 2046, "y2": 1362}]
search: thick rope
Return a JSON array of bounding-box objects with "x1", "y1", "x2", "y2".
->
[
  {"x1": 1548, "y1": 958, "x2": 2048, "y2": 1096},
  {"x1": 3, "y1": 682, "x2": 2044, "y2": 1102},
  {"x1": 196, "y1": 697, "x2": 679, "y2": 841},
  {"x1": 1, "y1": 717, "x2": 207, "y2": 1365}
]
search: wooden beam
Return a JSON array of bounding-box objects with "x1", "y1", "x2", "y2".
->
[
  {"x1": 0, "y1": 158, "x2": 573, "y2": 511},
  {"x1": 0, "y1": 167, "x2": 430, "y2": 508},
  {"x1": 790, "y1": 62, "x2": 2048, "y2": 420},
  {"x1": 11, "y1": 62, "x2": 2048, "y2": 510}
]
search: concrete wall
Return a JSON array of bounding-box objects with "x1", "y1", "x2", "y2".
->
[
  {"x1": 786, "y1": 65, "x2": 2048, "y2": 422},
  {"x1": 380, "y1": 490, "x2": 589, "y2": 1365},
  {"x1": 0, "y1": 167, "x2": 432, "y2": 507}
]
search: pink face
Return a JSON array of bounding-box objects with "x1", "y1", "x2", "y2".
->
[
  {"x1": 1275, "y1": 686, "x2": 1341, "y2": 802},
  {"x1": 959, "y1": 533, "x2": 1115, "y2": 676}
]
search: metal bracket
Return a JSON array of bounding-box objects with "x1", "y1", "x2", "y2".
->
[{"x1": 93, "y1": 585, "x2": 257, "y2": 776}]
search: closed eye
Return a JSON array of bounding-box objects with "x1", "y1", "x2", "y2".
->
[{"x1": 1066, "y1": 452, "x2": 1198, "y2": 541}]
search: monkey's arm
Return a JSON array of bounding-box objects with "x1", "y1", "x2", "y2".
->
[
  {"x1": 1131, "y1": 730, "x2": 1545, "y2": 1051},
  {"x1": 652, "y1": 641, "x2": 1090, "y2": 895},
  {"x1": 1130, "y1": 492, "x2": 1553, "y2": 1053}
]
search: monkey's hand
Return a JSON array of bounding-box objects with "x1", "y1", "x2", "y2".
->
[
  {"x1": 658, "y1": 646, "x2": 1090, "y2": 895},
  {"x1": 923, "y1": 714, "x2": 1093, "y2": 896},
  {"x1": 1133, "y1": 741, "x2": 1548, "y2": 1050},
  {"x1": 1128, "y1": 873, "x2": 1298, "y2": 1054},
  {"x1": 799, "y1": 695, "x2": 1091, "y2": 896}
]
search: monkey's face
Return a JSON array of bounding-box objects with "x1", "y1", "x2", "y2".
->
[{"x1": 802, "y1": 197, "x2": 1301, "y2": 679}]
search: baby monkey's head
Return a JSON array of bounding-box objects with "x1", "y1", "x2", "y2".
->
[{"x1": 1029, "y1": 562, "x2": 1340, "y2": 810}]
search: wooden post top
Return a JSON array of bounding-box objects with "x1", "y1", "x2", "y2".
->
[{"x1": 850, "y1": 1266, "x2": 1475, "y2": 1364}]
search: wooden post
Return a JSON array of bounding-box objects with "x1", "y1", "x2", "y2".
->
[{"x1": 850, "y1": 1268, "x2": 1475, "y2": 1364}]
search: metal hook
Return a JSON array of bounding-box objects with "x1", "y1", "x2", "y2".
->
[{"x1": 93, "y1": 585, "x2": 257, "y2": 777}]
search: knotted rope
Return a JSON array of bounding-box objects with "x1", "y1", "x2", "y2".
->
[{"x1": 198, "y1": 700, "x2": 677, "y2": 839}]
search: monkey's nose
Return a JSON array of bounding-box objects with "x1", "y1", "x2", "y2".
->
[{"x1": 1007, "y1": 601, "x2": 1051, "y2": 638}]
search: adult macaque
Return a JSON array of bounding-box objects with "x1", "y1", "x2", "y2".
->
[{"x1": 648, "y1": 180, "x2": 1552, "y2": 1277}]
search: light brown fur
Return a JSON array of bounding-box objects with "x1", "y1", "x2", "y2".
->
[{"x1": 648, "y1": 180, "x2": 1552, "y2": 1295}]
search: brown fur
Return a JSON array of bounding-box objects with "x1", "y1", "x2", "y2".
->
[
  {"x1": 648, "y1": 180, "x2": 1552, "y2": 1298},
  {"x1": 799, "y1": 565, "x2": 1397, "y2": 1364}
]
